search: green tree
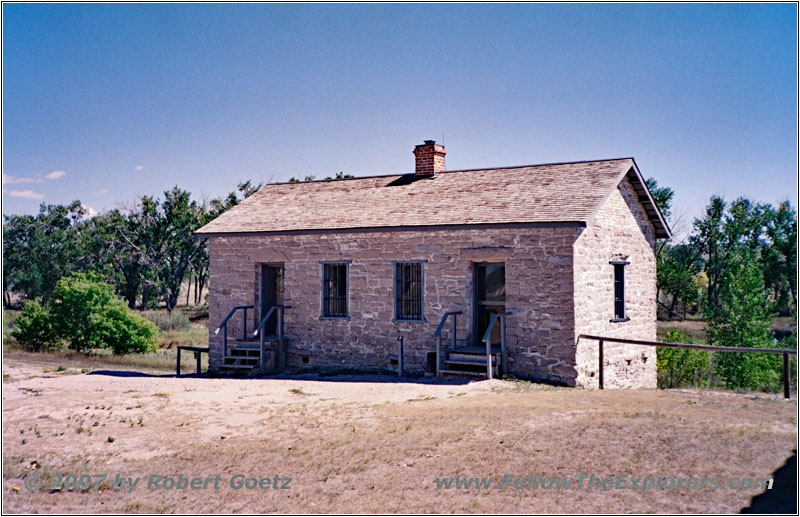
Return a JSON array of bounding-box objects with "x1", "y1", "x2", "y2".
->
[
  {"x1": 657, "y1": 243, "x2": 700, "y2": 318},
  {"x1": 690, "y1": 196, "x2": 770, "y2": 312},
  {"x1": 645, "y1": 177, "x2": 674, "y2": 220},
  {"x1": 188, "y1": 181, "x2": 263, "y2": 306},
  {"x1": 158, "y1": 187, "x2": 206, "y2": 312},
  {"x1": 3, "y1": 201, "x2": 88, "y2": 305},
  {"x1": 761, "y1": 201, "x2": 797, "y2": 314},
  {"x1": 707, "y1": 251, "x2": 777, "y2": 390},
  {"x1": 82, "y1": 210, "x2": 146, "y2": 309}
]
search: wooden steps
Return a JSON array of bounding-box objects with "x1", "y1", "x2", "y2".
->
[
  {"x1": 220, "y1": 346, "x2": 266, "y2": 376},
  {"x1": 440, "y1": 348, "x2": 501, "y2": 379}
]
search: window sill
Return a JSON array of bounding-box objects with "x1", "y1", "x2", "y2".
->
[
  {"x1": 392, "y1": 318, "x2": 427, "y2": 324},
  {"x1": 609, "y1": 317, "x2": 630, "y2": 323},
  {"x1": 319, "y1": 316, "x2": 350, "y2": 321}
]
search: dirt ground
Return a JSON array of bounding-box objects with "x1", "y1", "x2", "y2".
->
[{"x1": 2, "y1": 351, "x2": 797, "y2": 514}]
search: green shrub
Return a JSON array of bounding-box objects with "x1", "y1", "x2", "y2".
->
[
  {"x1": 51, "y1": 273, "x2": 116, "y2": 352},
  {"x1": 657, "y1": 329, "x2": 712, "y2": 389},
  {"x1": 49, "y1": 273, "x2": 158, "y2": 354},
  {"x1": 89, "y1": 301, "x2": 158, "y2": 355},
  {"x1": 142, "y1": 310, "x2": 191, "y2": 331},
  {"x1": 11, "y1": 301, "x2": 59, "y2": 351}
]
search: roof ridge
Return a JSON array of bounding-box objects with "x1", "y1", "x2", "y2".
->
[
  {"x1": 262, "y1": 157, "x2": 635, "y2": 187},
  {"x1": 438, "y1": 157, "x2": 634, "y2": 175}
]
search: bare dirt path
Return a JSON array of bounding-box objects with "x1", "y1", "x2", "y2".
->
[{"x1": 2, "y1": 352, "x2": 796, "y2": 513}]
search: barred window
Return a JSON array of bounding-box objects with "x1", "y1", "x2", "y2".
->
[
  {"x1": 322, "y1": 263, "x2": 348, "y2": 317},
  {"x1": 395, "y1": 262, "x2": 423, "y2": 321},
  {"x1": 612, "y1": 262, "x2": 627, "y2": 321}
]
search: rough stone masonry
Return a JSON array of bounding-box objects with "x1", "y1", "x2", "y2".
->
[{"x1": 206, "y1": 175, "x2": 657, "y2": 388}]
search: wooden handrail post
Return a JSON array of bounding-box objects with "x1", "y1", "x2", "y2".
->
[
  {"x1": 259, "y1": 327, "x2": 266, "y2": 375},
  {"x1": 485, "y1": 333, "x2": 493, "y2": 380},
  {"x1": 452, "y1": 313, "x2": 457, "y2": 350},
  {"x1": 397, "y1": 336, "x2": 404, "y2": 378},
  {"x1": 784, "y1": 351, "x2": 790, "y2": 400},
  {"x1": 500, "y1": 315, "x2": 507, "y2": 377},
  {"x1": 278, "y1": 306, "x2": 285, "y2": 370},
  {"x1": 436, "y1": 335, "x2": 442, "y2": 379},
  {"x1": 241, "y1": 307, "x2": 248, "y2": 341},
  {"x1": 598, "y1": 339, "x2": 604, "y2": 390}
]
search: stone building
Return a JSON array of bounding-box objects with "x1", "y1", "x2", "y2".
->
[{"x1": 196, "y1": 141, "x2": 670, "y2": 387}]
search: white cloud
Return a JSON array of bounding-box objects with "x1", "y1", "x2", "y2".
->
[
  {"x1": 8, "y1": 189, "x2": 45, "y2": 199},
  {"x1": 81, "y1": 204, "x2": 98, "y2": 218},
  {"x1": 96, "y1": 188, "x2": 110, "y2": 194},
  {"x1": 3, "y1": 173, "x2": 43, "y2": 185},
  {"x1": 45, "y1": 170, "x2": 67, "y2": 180},
  {"x1": 134, "y1": 165, "x2": 144, "y2": 171}
]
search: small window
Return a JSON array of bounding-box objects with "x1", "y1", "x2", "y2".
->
[
  {"x1": 395, "y1": 262, "x2": 423, "y2": 320},
  {"x1": 322, "y1": 263, "x2": 348, "y2": 317},
  {"x1": 612, "y1": 262, "x2": 628, "y2": 321}
]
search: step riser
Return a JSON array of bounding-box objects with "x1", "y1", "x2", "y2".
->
[
  {"x1": 224, "y1": 360, "x2": 259, "y2": 367},
  {"x1": 448, "y1": 353, "x2": 500, "y2": 362},
  {"x1": 438, "y1": 369, "x2": 488, "y2": 378},
  {"x1": 445, "y1": 358, "x2": 497, "y2": 366}
]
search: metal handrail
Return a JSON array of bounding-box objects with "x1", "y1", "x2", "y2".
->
[
  {"x1": 253, "y1": 305, "x2": 291, "y2": 373},
  {"x1": 214, "y1": 305, "x2": 254, "y2": 358},
  {"x1": 215, "y1": 305, "x2": 255, "y2": 334},
  {"x1": 253, "y1": 305, "x2": 291, "y2": 336},
  {"x1": 434, "y1": 311, "x2": 462, "y2": 378},
  {"x1": 482, "y1": 312, "x2": 511, "y2": 380}
]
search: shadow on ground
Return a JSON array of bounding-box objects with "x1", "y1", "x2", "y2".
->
[
  {"x1": 87, "y1": 370, "x2": 175, "y2": 378},
  {"x1": 86, "y1": 369, "x2": 479, "y2": 385},
  {"x1": 741, "y1": 451, "x2": 797, "y2": 514}
]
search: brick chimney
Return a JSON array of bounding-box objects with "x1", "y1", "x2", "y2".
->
[{"x1": 413, "y1": 140, "x2": 446, "y2": 176}]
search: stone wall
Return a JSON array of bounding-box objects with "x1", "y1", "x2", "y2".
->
[
  {"x1": 573, "y1": 176, "x2": 658, "y2": 388},
  {"x1": 207, "y1": 226, "x2": 581, "y2": 384},
  {"x1": 206, "y1": 176, "x2": 659, "y2": 389}
]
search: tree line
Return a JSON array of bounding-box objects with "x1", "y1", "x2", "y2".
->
[
  {"x1": 3, "y1": 181, "x2": 261, "y2": 313},
  {"x1": 4, "y1": 177, "x2": 796, "y2": 324},
  {"x1": 2, "y1": 176, "x2": 796, "y2": 386},
  {"x1": 650, "y1": 179, "x2": 797, "y2": 321}
]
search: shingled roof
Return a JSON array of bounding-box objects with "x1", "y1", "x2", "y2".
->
[{"x1": 196, "y1": 157, "x2": 671, "y2": 238}]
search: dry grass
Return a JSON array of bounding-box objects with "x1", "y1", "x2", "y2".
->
[
  {"x1": 657, "y1": 317, "x2": 797, "y2": 343},
  {"x1": 2, "y1": 352, "x2": 796, "y2": 514}
]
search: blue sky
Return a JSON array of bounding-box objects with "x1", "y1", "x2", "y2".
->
[{"x1": 2, "y1": 3, "x2": 797, "y2": 238}]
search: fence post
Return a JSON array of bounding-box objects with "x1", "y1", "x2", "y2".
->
[
  {"x1": 176, "y1": 347, "x2": 181, "y2": 376},
  {"x1": 598, "y1": 340, "x2": 604, "y2": 390},
  {"x1": 784, "y1": 351, "x2": 790, "y2": 400}
]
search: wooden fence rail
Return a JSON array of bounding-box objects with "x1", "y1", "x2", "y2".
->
[{"x1": 577, "y1": 334, "x2": 797, "y2": 399}]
